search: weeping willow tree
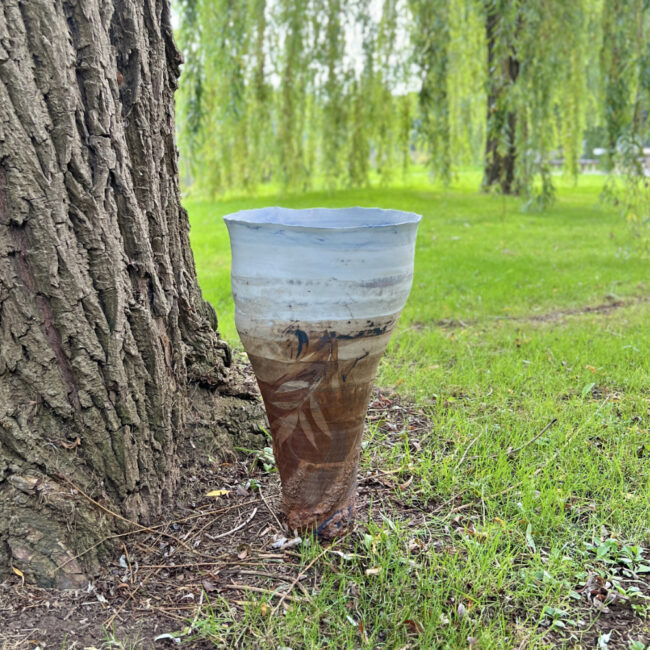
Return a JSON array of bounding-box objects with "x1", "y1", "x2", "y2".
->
[
  {"x1": 274, "y1": 0, "x2": 313, "y2": 190},
  {"x1": 175, "y1": 0, "x2": 649, "y2": 204},
  {"x1": 559, "y1": 2, "x2": 589, "y2": 181},
  {"x1": 409, "y1": 0, "x2": 485, "y2": 181},
  {"x1": 348, "y1": 78, "x2": 370, "y2": 186},
  {"x1": 246, "y1": 0, "x2": 272, "y2": 189},
  {"x1": 481, "y1": 0, "x2": 520, "y2": 194},
  {"x1": 448, "y1": 0, "x2": 486, "y2": 170},
  {"x1": 346, "y1": 0, "x2": 410, "y2": 187},
  {"x1": 600, "y1": 0, "x2": 650, "y2": 246},
  {"x1": 409, "y1": 0, "x2": 452, "y2": 182},
  {"x1": 372, "y1": 0, "x2": 399, "y2": 184},
  {"x1": 599, "y1": 0, "x2": 650, "y2": 171},
  {"x1": 398, "y1": 93, "x2": 415, "y2": 180},
  {"x1": 320, "y1": 0, "x2": 349, "y2": 188},
  {"x1": 512, "y1": 1, "x2": 575, "y2": 205},
  {"x1": 176, "y1": 0, "x2": 251, "y2": 194},
  {"x1": 176, "y1": 0, "x2": 203, "y2": 187},
  {"x1": 346, "y1": 6, "x2": 374, "y2": 187},
  {"x1": 478, "y1": 0, "x2": 604, "y2": 205}
]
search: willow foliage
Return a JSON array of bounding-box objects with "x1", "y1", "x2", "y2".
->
[
  {"x1": 246, "y1": 0, "x2": 272, "y2": 189},
  {"x1": 600, "y1": 0, "x2": 650, "y2": 246},
  {"x1": 409, "y1": 0, "x2": 452, "y2": 182},
  {"x1": 175, "y1": 0, "x2": 650, "y2": 202},
  {"x1": 346, "y1": 6, "x2": 374, "y2": 187},
  {"x1": 176, "y1": 0, "x2": 203, "y2": 187},
  {"x1": 321, "y1": 0, "x2": 349, "y2": 188},
  {"x1": 275, "y1": 0, "x2": 312, "y2": 190}
]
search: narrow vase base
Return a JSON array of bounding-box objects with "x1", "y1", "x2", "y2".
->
[{"x1": 285, "y1": 501, "x2": 356, "y2": 540}]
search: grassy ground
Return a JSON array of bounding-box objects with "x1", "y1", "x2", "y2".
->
[{"x1": 184, "y1": 172, "x2": 650, "y2": 648}]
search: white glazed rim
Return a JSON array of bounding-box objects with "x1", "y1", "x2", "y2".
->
[{"x1": 223, "y1": 206, "x2": 422, "y2": 230}]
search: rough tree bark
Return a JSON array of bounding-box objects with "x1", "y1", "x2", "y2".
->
[
  {"x1": 0, "y1": 0, "x2": 260, "y2": 587},
  {"x1": 482, "y1": 2, "x2": 520, "y2": 195}
]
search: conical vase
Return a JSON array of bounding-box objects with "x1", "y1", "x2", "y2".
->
[{"x1": 225, "y1": 207, "x2": 421, "y2": 538}]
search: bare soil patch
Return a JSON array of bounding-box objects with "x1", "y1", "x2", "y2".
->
[{"x1": 414, "y1": 294, "x2": 650, "y2": 332}]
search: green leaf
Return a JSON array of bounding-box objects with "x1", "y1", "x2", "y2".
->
[
  {"x1": 525, "y1": 523, "x2": 536, "y2": 552},
  {"x1": 582, "y1": 382, "x2": 596, "y2": 397}
]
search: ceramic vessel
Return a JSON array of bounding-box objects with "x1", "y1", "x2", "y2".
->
[{"x1": 225, "y1": 207, "x2": 421, "y2": 537}]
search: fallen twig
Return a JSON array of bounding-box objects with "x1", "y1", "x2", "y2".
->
[
  {"x1": 55, "y1": 475, "x2": 203, "y2": 559},
  {"x1": 462, "y1": 418, "x2": 557, "y2": 464},
  {"x1": 236, "y1": 570, "x2": 311, "y2": 597},
  {"x1": 259, "y1": 485, "x2": 284, "y2": 531},
  {"x1": 236, "y1": 569, "x2": 293, "y2": 581},
  {"x1": 138, "y1": 560, "x2": 226, "y2": 570},
  {"x1": 502, "y1": 418, "x2": 558, "y2": 457},
  {"x1": 207, "y1": 507, "x2": 258, "y2": 540},
  {"x1": 223, "y1": 583, "x2": 300, "y2": 602},
  {"x1": 358, "y1": 467, "x2": 404, "y2": 484},
  {"x1": 431, "y1": 488, "x2": 470, "y2": 515},
  {"x1": 454, "y1": 426, "x2": 487, "y2": 471},
  {"x1": 54, "y1": 484, "x2": 258, "y2": 572}
]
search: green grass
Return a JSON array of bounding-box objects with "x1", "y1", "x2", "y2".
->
[{"x1": 185, "y1": 171, "x2": 650, "y2": 648}]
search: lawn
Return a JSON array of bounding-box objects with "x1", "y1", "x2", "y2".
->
[{"x1": 184, "y1": 172, "x2": 650, "y2": 648}]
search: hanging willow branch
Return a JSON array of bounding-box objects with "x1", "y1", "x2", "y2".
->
[
  {"x1": 409, "y1": 0, "x2": 452, "y2": 182},
  {"x1": 173, "y1": 0, "x2": 649, "y2": 204}
]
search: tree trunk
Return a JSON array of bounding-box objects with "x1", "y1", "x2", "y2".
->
[
  {"x1": 0, "y1": 0, "x2": 258, "y2": 587},
  {"x1": 483, "y1": 2, "x2": 520, "y2": 195}
]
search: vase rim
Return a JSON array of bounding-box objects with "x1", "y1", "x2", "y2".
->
[{"x1": 223, "y1": 206, "x2": 422, "y2": 230}]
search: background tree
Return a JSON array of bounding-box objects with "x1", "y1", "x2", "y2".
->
[
  {"x1": 600, "y1": 0, "x2": 640, "y2": 170},
  {"x1": 246, "y1": 0, "x2": 272, "y2": 190},
  {"x1": 175, "y1": 0, "x2": 650, "y2": 205},
  {"x1": 320, "y1": 0, "x2": 349, "y2": 188},
  {"x1": 409, "y1": 0, "x2": 452, "y2": 183},
  {"x1": 276, "y1": 0, "x2": 312, "y2": 190},
  {"x1": 481, "y1": 0, "x2": 599, "y2": 205},
  {"x1": 372, "y1": 0, "x2": 399, "y2": 185},
  {"x1": 176, "y1": 0, "x2": 204, "y2": 187},
  {"x1": 600, "y1": 0, "x2": 650, "y2": 246},
  {"x1": 348, "y1": 78, "x2": 371, "y2": 186},
  {"x1": 481, "y1": 0, "x2": 521, "y2": 194},
  {"x1": 447, "y1": 0, "x2": 486, "y2": 171},
  {"x1": 0, "y1": 0, "x2": 260, "y2": 587}
]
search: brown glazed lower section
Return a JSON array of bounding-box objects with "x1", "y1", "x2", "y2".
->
[{"x1": 239, "y1": 314, "x2": 398, "y2": 538}]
